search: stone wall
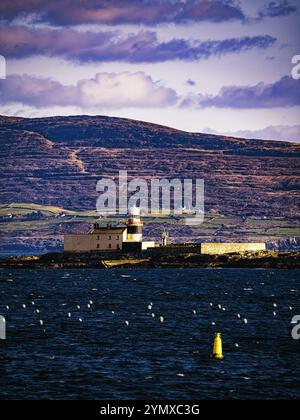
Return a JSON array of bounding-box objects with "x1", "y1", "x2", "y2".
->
[
  {"x1": 146, "y1": 244, "x2": 201, "y2": 256},
  {"x1": 200, "y1": 242, "x2": 266, "y2": 255}
]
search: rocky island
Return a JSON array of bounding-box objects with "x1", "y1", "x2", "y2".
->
[{"x1": 1, "y1": 250, "x2": 299, "y2": 270}]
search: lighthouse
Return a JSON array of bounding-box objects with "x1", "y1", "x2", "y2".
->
[{"x1": 125, "y1": 207, "x2": 143, "y2": 242}]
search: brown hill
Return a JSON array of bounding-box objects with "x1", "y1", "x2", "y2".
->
[{"x1": 0, "y1": 115, "x2": 299, "y2": 254}]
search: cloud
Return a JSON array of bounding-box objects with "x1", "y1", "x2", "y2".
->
[
  {"x1": 0, "y1": 72, "x2": 178, "y2": 109},
  {"x1": 0, "y1": 0, "x2": 297, "y2": 27},
  {"x1": 205, "y1": 125, "x2": 300, "y2": 142},
  {"x1": 186, "y1": 79, "x2": 197, "y2": 86},
  {"x1": 3, "y1": 72, "x2": 297, "y2": 113},
  {"x1": 0, "y1": 0, "x2": 246, "y2": 26},
  {"x1": 258, "y1": 1, "x2": 297, "y2": 18},
  {"x1": 0, "y1": 26, "x2": 276, "y2": 63},
  {"x1": 198, "y1": 76, "x2": 300, "y2": 108}
]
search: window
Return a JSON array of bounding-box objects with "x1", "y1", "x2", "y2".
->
[
  {"x1": 97, "y1": 244, "x2": 100, "y2": 249},
  {"x1": 109, "y1": 244, "x2": 112, "y2": 249},
  {"x1": 109, "y1": 236, "x2": 112, "y2": 240},
  {"x1": 97, "y1": 236, "x2": 100, "y2": 240}
]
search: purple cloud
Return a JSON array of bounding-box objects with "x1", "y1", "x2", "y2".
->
[
  {"x1": 258, "y1": 1, "x2": 297, "y2": 18},
  {"x1": 199, "y1": 76, "x2": 300, "y2": 108},
  {"x1": 0, "y1": 26, "x2": 276, "y2": 63},
  {"x1": 0, "y1": 0, "x2": 246, "y2": 25},
  {"x1": 206, "y1": 125, "x2": 300, "y2": 143},
  {"x1": 186, "y1": 79, "x2": 196, "y2": 86},
  {"x1": 0, "y1": 72, "x2": 178, "y2": 109}
]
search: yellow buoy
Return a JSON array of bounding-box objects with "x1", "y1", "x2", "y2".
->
[{"x1": 212, "y1": 332, "x2": 224, "y2": 360}]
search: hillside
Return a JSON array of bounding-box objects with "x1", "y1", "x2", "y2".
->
[{"x1": 0, "y1": 115, "x2": 299, "y2": 254}]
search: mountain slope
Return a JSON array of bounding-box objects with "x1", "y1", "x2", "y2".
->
[{"x1": 1, "y1": 114, "x2": 299, "y2": 151}]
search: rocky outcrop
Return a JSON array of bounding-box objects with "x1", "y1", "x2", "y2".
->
[{"x1": 0, "y1": 250, "x2": 299, "y2": 270}]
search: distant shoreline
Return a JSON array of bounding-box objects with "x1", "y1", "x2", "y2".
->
[{"x1": 0, "y1": 250, "x2": 299, "y2": 270}]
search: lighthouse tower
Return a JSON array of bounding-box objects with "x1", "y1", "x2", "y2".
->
[{"x1": 126, "y1": 207, "x2": 143, "y2": 242}]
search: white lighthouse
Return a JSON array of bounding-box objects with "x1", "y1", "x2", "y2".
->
[{"x1": 125, "y1": 207, "x2": 143, "y2": 242}]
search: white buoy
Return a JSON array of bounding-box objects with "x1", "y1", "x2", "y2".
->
[
  {"x1": 22, "y1": 304, "x2": 26, "y2": 309},
  {"x1": 89, "y1": 300, "x2": 93, "y2": 305},
  {"x1": 147, "y1": 305, "x2": 152, "y2": 310},
  {"x1": 35, "y1": 309, "x2": 40, "y2": 314},
  {"x1": 77, "y1": 305, "x2": 80, "y2": 310},
  {"x1": 193, "y1": 310, "x2": 197, "y2": 315},
  {"x1": 5, "y1": 305, "x2": 9, "y2": 310},
  {"x1": 273, "y1": 303, "x2": 277, "y2": 308},
  {"x1": 237, "y1": 314, "x2": 241, "y2": 319},
  {"x1": 210, "y1": 303, "x2": 213, "y2": 307},
  {"x1": 39, "y1": 320, "x2": 44, "y2": 326},
  {"x1": 273, "y1": 311, "x2": 277, "y2": 317},
  {"x1": 222, "y1": 308, "x2": 226, "y2": 312},
  {"x1": 31, "y1": 301, "x2": 35, "y2": 306},
  {"x1": 125, "y1": 320, "x2": 129, "y2": 326},
  {"x1": 68, "y1": 313, "x2": 71, "y2": 318},
  {"x1": 112, "y1": 311, "x2": 115, "y2": 314},
  {"x1": 243, "y1": 318, "x2": 248, "y2": 325},
  {"x1": 218, "y1": 304, "x2": 222, "y2": 310},
  {"x1": 87, "y1": 304, "x2": 91, "y2": 309},
  {"x1": 160, "y1": 316, "x2": 164, "y2": 323},
  {"x1": 79, "y1": 318, "x2": 83, "y2": 323},
  {"x1": 235, "y1": 343, "x2": 239, "y2": 348},
  {"x1": 151, "y1": 313, "x2": 155, "y2": 318},
  {"x1": 211, "y1": 322, "x2": 216, "y2": 326},
  {"x1": 289, "y1": 306, "x2": 293, "y2": 311}
]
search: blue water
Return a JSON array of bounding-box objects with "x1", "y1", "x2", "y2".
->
[{"x1": 0, "y1": 268, "x2": 299, "y2": 400}]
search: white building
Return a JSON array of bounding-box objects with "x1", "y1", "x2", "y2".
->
[{"x1": 64, "y1": 208, "x2": 155, "y2": 252}]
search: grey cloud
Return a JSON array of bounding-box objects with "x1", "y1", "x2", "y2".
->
[
  {"x1": 0, "y1": 1, "x2": 246, "y2": 26},
  {"x1": 258, "y1": 1, "x2": 297, "y2": 18},
  {"x1": 199, "y1": 76, "x2": 300, "y2": 108},
  {"x1": 0, "y1": 26, "x2": 276, "y2": 63}
]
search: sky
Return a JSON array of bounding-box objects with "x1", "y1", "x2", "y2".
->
[{"x1": 0, "y1": 0, "x2": 299, "y2": 141}]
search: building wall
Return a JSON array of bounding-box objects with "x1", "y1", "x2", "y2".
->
[
  {"x1": 141, "y1": 241, "x2": 156, "y2": 251},
  {"x1": 121, "y1": 241, "x2": 157, "y2": 253},
  {"x1": 147, "y1": 244, "x2": 201, "y2": 256},
  {"x1": 64, "y1": 232, "x2": 125, "y2": 252},
  {"x1": 200, "y1": 243, "x2": 266, "y2": 255}
]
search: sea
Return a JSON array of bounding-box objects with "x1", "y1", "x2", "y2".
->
[{"x1": 0, "y1": 268, "x2": 299, "y2": 400}]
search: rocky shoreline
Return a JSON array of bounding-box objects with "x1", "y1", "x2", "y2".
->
[{"x1": 0, "y1": 250, "x2": 299, "y2": 269}]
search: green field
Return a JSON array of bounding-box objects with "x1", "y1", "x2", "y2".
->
[{"x1": 0, "y1": 203, "x2": 299, "y2": 254}]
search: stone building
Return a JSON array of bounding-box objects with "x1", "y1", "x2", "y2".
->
[
  {"x1": 64, "y1": 207, "x2": 155, "y2": 252},
  {"x1": 64, "y1": 224, "x2": 127, "y2": 252}
]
